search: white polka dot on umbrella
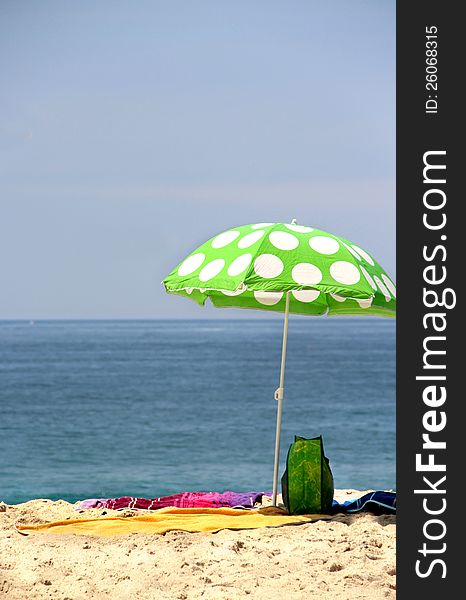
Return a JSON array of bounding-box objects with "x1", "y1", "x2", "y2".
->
[
  {"x1": 291, "y1": 263, "x2": 323, "y2": 286},
  {"x1": 253, "y1": 254, "x2": 284, "y2": 279},
  {"x1": 227, "y1": 254, "x2": 253, "y2": 276},
  {"x1": 178, "y1": 253, "x2": 205, "y2": 276},
  {"x1": 221, "y1": 286, "x2": 247, "y2": 296},
  {"x1": 382, "y1": 274, "x2": 396, "y2": 298},
  {"x1": 292, "y1": 290, "x2": 320, "y2": 303},
  {"x1": 211, "y1": 231, "x2": 240, "y2": 248},
  {"x1": 330, "y1": 293, "x2": 347, "y2": 303},
  {"x1": 199, "y1": 259, "x2": 225, "y2": 282},
  {"x1": 269, "y1": 231, "x2": 299, "y2": 251},
  {"x1": 309, "y1": 236, "x2": 340, "y2": 255},
  {"x1": 357, "y1": 298, "x2": 373, "y2": 309},
  {"x1": 351, "y1": 244, "x2": 375, "y2": 266},
  {"x1": 254, "y1": 291, "x2": 283, "y2": 305},
  {"x1": 330, "y1": 261, "x2": 361, "y2": 285},
  {"x1": 238, "y1": 230, "x2": 265, "y2": 248},
  {"x1": 285, "y1": 223, "x2": 314, "y2": 233},
  {"x1": 374, "y1": 275, "x2": 391, "y2": 302},
  {"x1": 341, "y1": 241, "x2": 362, "y2": 261},
  {"x1": 251, "y1": 223, "x2": 274, "y2": 230},
  {"x1": 360, "y1": 266, "x2": 377, "y2": 290}
]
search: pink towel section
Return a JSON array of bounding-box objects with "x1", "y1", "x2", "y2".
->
[{"x1": 76, "y1": 491, "x2": 266, "y2": 511}]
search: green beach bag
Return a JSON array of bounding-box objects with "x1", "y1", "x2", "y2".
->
[{"x1": 281, "y1": 435, "x2": 334, "y2": 515}]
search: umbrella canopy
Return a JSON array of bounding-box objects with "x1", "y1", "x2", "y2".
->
[
  {"x1": 163, "y1": 222, "x2": 396, "y2": 317},
  {"x1": 163, "y1": 221, "x2": 396, "y2": 505}
]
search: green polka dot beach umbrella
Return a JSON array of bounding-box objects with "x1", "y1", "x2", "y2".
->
[{"x1": 163, "y1": 221, "x2": 396, "y2": 505}]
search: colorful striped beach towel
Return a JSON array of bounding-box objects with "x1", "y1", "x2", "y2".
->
[{"x1": 76, "y1": 491, "x2": 266, "y2": 511}]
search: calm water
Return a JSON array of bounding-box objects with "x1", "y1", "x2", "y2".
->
[{"x1": 0, "y1": 319, "x2": 395, "y2": 504}]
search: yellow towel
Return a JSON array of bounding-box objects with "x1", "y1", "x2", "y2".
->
[{"x1": 16, "y1": 507, "x2": 329, "y2": 537}]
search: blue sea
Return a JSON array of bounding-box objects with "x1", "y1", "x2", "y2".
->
[{"x1": 0, "y1": 319, "x2": 395, "y2": 505}]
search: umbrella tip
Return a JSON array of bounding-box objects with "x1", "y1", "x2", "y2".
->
[{"x1": 291, "y1": 218, "x2": 297, "y2": 224}]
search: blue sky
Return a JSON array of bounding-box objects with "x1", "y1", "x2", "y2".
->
[{"x1": 0, "y1": 1, "x2": 395, "y2": 318}]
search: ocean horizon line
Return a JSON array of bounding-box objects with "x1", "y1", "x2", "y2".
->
[{"x1": 0, "y1": 316, "x2": 394, "y2": 322}]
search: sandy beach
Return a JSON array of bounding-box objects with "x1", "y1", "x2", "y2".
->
[{"x1": 0, "y1": 490, "x2": 395, "y2": 599}]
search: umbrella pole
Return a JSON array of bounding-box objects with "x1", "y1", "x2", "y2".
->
[{"x1": 272, "y1": 291, "x2": 291, "y2": 506}]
